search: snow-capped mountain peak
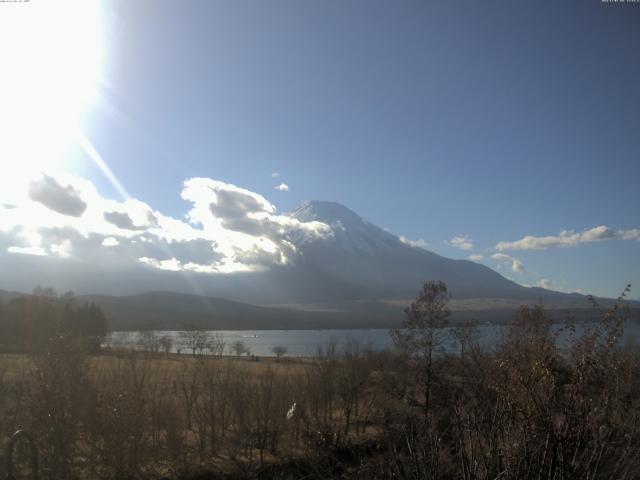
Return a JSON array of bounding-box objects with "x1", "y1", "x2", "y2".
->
[
  {"x1": 290, "y1": 201, "x2": 401, "y2": 254},
  {"x1": 291, "y1": 201, "x2": 365, "y2": 224}
]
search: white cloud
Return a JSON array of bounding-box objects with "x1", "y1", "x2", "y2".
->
[
  {"x1": 491, "y1": 253, "x2": 524, "y2": 274},
  {"x1": 621, "y1": 230, "x2": 640, "y2": 240},
  {"x1": 0, "y1": 173, "x2": 332, "y2": 276},
  {"x1": 7, "y1": 246, "x2": 47, "y2": 256},
  {"x1": 50, "y1": 240, "x2": 72, "y2": 257},
  {"x1": 274, "y1": 183, "x2": 289, "y2": 192},
  {"x1": 538, "y1": 278, "x2": 553, "y2": 290},
  {"x1": 496, "y1": 225, "x2": 640, "y2": 251},
  {"x1": 449, "y1": 234, "x2": 474, "y2": 251},
  {"x1": 102, "y1": 237, "x2": 119, "y2": 247},
  {"x1": 400, "y1": 236, "x2": 428, "y2": 249},
  {"x1": 138, "y1": 257, "x2": 183, "y2": 272},
  {"x1": 468, "y1": 254, "x2": 484, "y2": 262},
  {"x1": 271, "y1": 172, "x2": 280, "y2": 178}
]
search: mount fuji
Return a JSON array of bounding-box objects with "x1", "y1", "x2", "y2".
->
[
  {"x1": 288, "y1": 201, "x2": 533, "y2": 300},
  {"x1": 1, "y1": 200, "x2": 603, "y2": 329}
]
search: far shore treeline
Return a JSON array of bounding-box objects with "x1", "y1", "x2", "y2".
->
[{"x1": 0, "y1": 287, "x2": 107, "y2": 352}]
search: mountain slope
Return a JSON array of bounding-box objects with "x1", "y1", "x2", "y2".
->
[{"x1": 288, "y1": 201, "x2": 556, "y2": 301}]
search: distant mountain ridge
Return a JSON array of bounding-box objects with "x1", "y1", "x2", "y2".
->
[
  {"x1": 0, "y1": 289, "x2": 399, "y2": 330},
  {"x1": 76, "y1": 291, "x2": 378, "y2": 330},
  {"x1": 2, "y1": 288, "x2": 636, "y2": 332}
]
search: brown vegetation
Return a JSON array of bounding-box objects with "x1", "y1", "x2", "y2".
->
[{"x1": 1, "y1": 283, "x2": 639, "y2": 479}]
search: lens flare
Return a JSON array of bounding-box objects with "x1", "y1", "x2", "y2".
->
[{"x1": 0, "y1": 0, "x2": 104, "y2": 200}]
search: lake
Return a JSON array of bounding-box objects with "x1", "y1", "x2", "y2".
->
[{"x1": 107, "y1": 320, "x2": 640, "y2": 357}]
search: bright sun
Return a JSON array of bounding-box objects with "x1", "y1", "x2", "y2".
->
[{"x1": 0, "y1": 0, "x2": 103, "y2": 194}]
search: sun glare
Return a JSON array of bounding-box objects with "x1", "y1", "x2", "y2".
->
[{"x1": 0, "y1": 0, "x2": 103, "y2": 198}]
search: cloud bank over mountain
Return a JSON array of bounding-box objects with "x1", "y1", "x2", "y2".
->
[{"x1": 0, "y1": 172, "x2": 331, "y2": 276}]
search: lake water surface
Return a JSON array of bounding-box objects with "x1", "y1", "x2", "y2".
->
[{"x1": 108, "y1": 321, "x2": 640, "y2": 357}]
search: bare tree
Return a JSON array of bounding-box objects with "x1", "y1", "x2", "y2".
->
[
  {"x1": 271, "y1": 345, "x2": 288, "y2": 360},
  {"x1": 391, "y1": 280, "x2": 450, "y2": 414},
  {"x1": 231, "y1": 339, "x2": 249, "y2": 357},
  {"x1": 180, "y1": 328, "x2": 210, "y2": 356},
  {"x1": 138, "y1": 329, "x2": 159, "y2": 353},
  {"x1": 108, "y1": 331, "x2": 134, "y2": 352},
  {"x1": 336, "y1": 338, "x2": 372, "y2": 435},
  {"x1": 208, "y1": 332, "x2": 226, "y2": 358},
  {"x1": 159, "y1": 335, "x2": 173, "y2": 356}
]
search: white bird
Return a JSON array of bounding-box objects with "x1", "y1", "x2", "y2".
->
[{"x1": 286, "y1": 402, "x2": 297, "y2": 420}]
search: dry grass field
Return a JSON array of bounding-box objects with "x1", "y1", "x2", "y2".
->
[{"x1": 1, "y1": 342, "x2": 383, "y2": 479}]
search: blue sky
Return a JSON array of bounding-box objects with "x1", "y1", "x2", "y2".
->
[{"x1": 2, "y1": 0, "x2": 639, "y2": 298}]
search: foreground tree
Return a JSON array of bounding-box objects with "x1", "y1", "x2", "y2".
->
[{"x1": 391, "y1": 280, "x2": 450, "y2": 414}]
